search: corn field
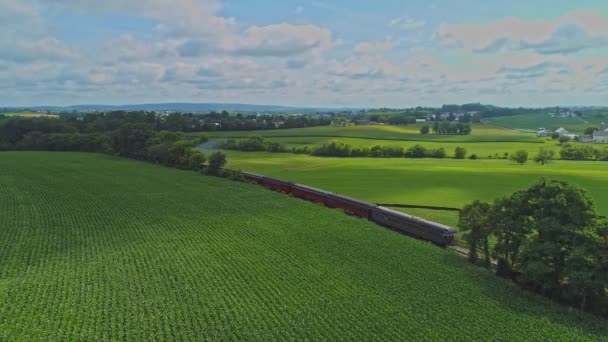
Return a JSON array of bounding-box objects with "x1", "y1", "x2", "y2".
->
[{"x1": 0, "y1": 152, "x2": 606, "y2": 341}]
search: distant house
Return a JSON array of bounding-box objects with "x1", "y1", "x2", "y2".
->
[
  {"x1": 593, "y1": 129, "x2": 608, "y2": 143},
  {"x1": 355, "y1": 120, "x2": 374, "y2": 126},
  {"x1": 555, "y1": 127, "x2": 569, "y2": 136},
  {"x1": 537, "y1": 129, "x2": 549, "y2": 137},
  {"x1": 415, "y1": 119, "x2": 427, "y2": 123}
]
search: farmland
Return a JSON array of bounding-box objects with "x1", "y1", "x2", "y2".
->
[
  {"x1": 484, "y1": 112, "x2": 607, "y2": 133},
  {"x1": 218, "y1": 151, "x2": 608, "y2": 224},
  {"x1": 1, "y1": 151, "x2": 607, "y2": 340},
  {"x1": 202, "y1": 124, "x2": 562, "y2": 158}
]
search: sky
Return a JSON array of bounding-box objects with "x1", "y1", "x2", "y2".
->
[{"x1": 2, "y1": 0, "x2": 608, "y2": 108}]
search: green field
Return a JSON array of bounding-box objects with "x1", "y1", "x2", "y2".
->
[
  {"x1": 1, "y1": 152, "x2": 607, "y2": 340},
  {"x1": 484, "y1": 112, "x2": 607, "y2": 133},
  {"x1": 218, "y1": 151, "x2": 608, "y2": 219},
  {"x1": 201, "y1": 124, "x2": 561, "y2": 158},
  {"x1": 206, "y1": 124, "x2": 541, "y2": 142}
]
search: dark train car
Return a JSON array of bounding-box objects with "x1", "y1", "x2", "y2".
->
[
  {"x1": 325, "y1": 193, "x2": 375, "y2": 218},
  {"x1": 242, "y1": 173, "x2": 295, "y2": 194},
  {"x1": 370, "y1": 206, "x2": 457, "y2": 246},
  {"x1": 291, "y1": 184, "x2": 330, "y2": 205}
]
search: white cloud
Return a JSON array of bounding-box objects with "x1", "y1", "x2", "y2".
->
[
  {"x1": 354, "y1": 40, "x2": 397, "y2": 55},
  {"x1": 437, "y1": 10, "x2": 608, "y2": 55},
  {"x1": 389, "y1": 16, "x2": 426, "y2": 30}
]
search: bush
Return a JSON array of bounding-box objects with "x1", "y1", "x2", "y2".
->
[
  {"x1": 405, "y1": 145, "x2": 427, "y2": 158},
  {"x1": 558, "y1": 136, "x2": 571, "y2": 144},
  {"x1": 454, "y1": 147, "x2": 467, "y2": 159},
  {"x1": 469, "y1": 154, "x2": 478, "y2": 160},
  {"x1": 510, "y1": 150, "x2": 529, "y2": 165},
  {"x1": 560, "y1": 144, "x2": 597, "y2": 160}
]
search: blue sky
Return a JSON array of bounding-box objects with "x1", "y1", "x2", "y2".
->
[{"x1": 2, "y1": 1, "x2": 608, "y2": 107}]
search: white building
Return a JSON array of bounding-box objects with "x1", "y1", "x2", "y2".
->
[
  {"x1": 537, "y1": 129, "x2": 549, "y2": 137},
  {"x1": 593, "y1": 129, "x2": 608, "y2": 143},
  {"x1": 555, "y1": 127, "x2": 569, "y2": 136}
]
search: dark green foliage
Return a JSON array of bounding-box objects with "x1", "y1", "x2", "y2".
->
[
  {"x1": 434, "y1": 122, "x2": 472, "y2": 135},
  {"x1": 420, "y1": 126, "x2": 430, "y2": 134},
  {"x1": 510, "y1": 149, "x2": 529, "y2": 165},
  {"x1": 207, "y1": 151, "x2": 227, "y2": 174},
  {"x1": 559, "y1": 135, "x2": 572, "y2": 144},
  {"x1": 520, "y1": 180, "x2": 597, "y2": 297},
  {"x1": 461, "y1": 179, "x2": 608, "y2": 315},
  {"x1": 458, "y1": 201, "x2": 491, "y2": 267},
  {"x1": 454, "y1": 146, "x2": 467, "y2": 159},
  {"x1": 221, "y1": 136, "x2": 286, "y2": 153},
  {"x1": 559, "y1": 144, "x2": 605, "y2": 160},
  {"x1": 534, "y1": 147, "x2": 555, "y2": 165},
  {"x1": 584, "y1": 127, "x2": 599, "y2": 135},
  {"x1": 469, "y1": 153, "x2": 478, "y2": 160}
]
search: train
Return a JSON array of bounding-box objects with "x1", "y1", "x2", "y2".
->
[{"x1": 241, "y1": 171, "x2": 457, "y2": 246}]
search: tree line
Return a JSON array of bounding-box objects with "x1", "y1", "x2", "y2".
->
[
  {"x1": 459, "y1": 179, "x2": 608, "y2": 316},
  {"x1": 220, "y1": 137, "x2": 483, "y2": 159},
  {"x1": 0, "y1": 114, "x2": 230, "y2": 176},
  {"x1": 420, "y1": 122, "x2": 472, "y2": 135}
]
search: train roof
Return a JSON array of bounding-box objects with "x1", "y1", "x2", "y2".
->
[
  {"x1": 293, "y1": 183, "x2": 332, "y2": 195},
  {"x1": 376, "y1": 206, "x2": 458, "y2": 234},
  {"x1": 330, "y1": 193, "x2": 377, "y2": 207}
]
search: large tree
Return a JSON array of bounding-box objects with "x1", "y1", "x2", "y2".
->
[
  {"x1": 510, "y1": 150, "x2": 529, "y2": 165},
  {"x1": 520, "y1": 180, "x2": 597, "y2": 298},
  {"x1": 458, "y1": 201, "x2": 492, "y2": 267},
  {"x1": 533, "y1": 147, "x2": 555, "y2": 166}
]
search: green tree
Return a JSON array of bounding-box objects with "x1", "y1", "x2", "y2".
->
[
  {"x1": 510, "y1": 150, "x2": 528, "y2": 165},
  {"x1": 187, "y1": 152, "x2": 206, "y2": 171},
  {"x1": 207, "y1": 151, "x2": 227, "y2": 174},
  {"x1": 488, "y1": 193, "x2": 532, "y2": 277},
  {"x1": 420, "y1": 126, "x2": 430, "y2": 134},
  {"x1": 533, "y1": 147, "x2": 555, "y2": 166},
  {"x1": 169, "y1": 140, "x2": 195, "y2": 168},
  {"x1": 520, "y1": 180, "x2": 597, "y2": 298},
  {"x1": 458, "y1": 201, "x2": 492, "y2": 267},
  {"x1": 565, "y1": 226, "x2": 608, "y2": 312},
  {"x1": 558, "y1": 135, "x2": 571, "y2": 144},
  {"x1": 454, "y1": 146, "x2": 467, "y2": 159},
  {"x1": 584, "y1": 127, "x2": 598, "y2": 135}
]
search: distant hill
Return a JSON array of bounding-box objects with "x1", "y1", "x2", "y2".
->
[{"x1": 20, "y1": 103, "x2": 358, "y2": 113}]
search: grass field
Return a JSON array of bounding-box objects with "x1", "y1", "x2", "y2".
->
[
  {"x1": 201, "y1": 124, "x2": 561, "y2": 157},
  {"x1": 1, "y1": 152, "x2": 607, "y2": 340},
  {"x1": 218, "y1": 151, "x2": 608, "y2": 218},
  {"x1": 484, "y1": 112, "x2": 607, "y2": 133},
  {"x1": 206, "y1": 124, "x2": 541, "y2": 142},
  {"x1": 1, "y1": 112, "x2": 59, "y2": 118}
]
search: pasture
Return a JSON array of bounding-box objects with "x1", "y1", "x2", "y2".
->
[
  {"x1": 1, "y1": 152, "x2": 606, "y2": 340},
  {"x1": 484, "y1": 112, "x2": 607, "y2": 133},
  {"x1": 203, "y1": 124, "x2": 561, "y2": 157},
  {"x1": 219, "y1": 151, "x2": 608, "y2": 218}
]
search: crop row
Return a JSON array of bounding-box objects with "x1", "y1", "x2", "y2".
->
[{"x1": 0, "y1": 152, "x2": 606, "y2": 341}]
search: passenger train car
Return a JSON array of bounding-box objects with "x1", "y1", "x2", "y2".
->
[{"x1": 241, "y1": 171, "x2": 457, "y2": 246}]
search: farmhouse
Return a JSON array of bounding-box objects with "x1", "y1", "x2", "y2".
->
[
  {"x1": 593, "y1": 129, "x2": 608, "y2": 143},
  {"x1": 537, "y1": 128, "x2": 548, "y2": 137},
  {"x1": 555, "y1": 127, "x2": 569, "y2": 136}
]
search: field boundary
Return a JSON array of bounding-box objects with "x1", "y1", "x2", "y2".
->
[{"x1": 209, "y1": 133, "x2": 543, "y2": 144}]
